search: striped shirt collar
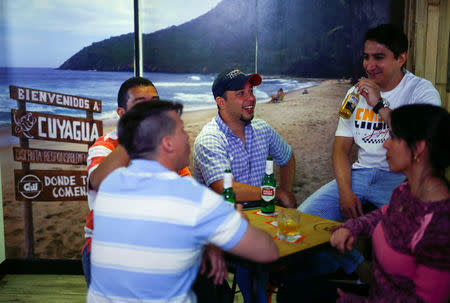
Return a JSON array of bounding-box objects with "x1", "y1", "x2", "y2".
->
[{"x1": 128, "y1": 159, "x2": 170, "y2": 173}]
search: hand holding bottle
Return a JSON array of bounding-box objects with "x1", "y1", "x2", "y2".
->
[
  {"x1": 338, "y1": 87, "x2": 359, "y2": 119},
  {"x1": 354, "y1": 78, "x2": 381, "y2": 107}
]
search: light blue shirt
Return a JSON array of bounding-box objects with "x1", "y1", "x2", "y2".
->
[
  {"x1": 194, "y1": 114, "x2": 292, "y2": 187},
  {"x1": 87, "y1": 159, "x2": 248, "y2": 303}
]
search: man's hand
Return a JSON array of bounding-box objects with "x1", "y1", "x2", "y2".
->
[
  {"x1": 354, "y1": 78, "x2": 381, "y2": 107},
  {"x1": 330, "y1": 227, "x2": 354, "y2": 254},
  {"x1": 89, "y1": 145, "x2": 130, "y2": 191},
  {"x1": 200, "y1": 245, "x2": 228, "y2": 285},
  {"x1": 235, "y1": 203, "x2": 249, "y2": 222},
  {"x1": 339, "y1": 189, "x2": 363, "y2": 219},
  {"x1": 276, "y1": 188, "x2": 297, "y2": 208}
]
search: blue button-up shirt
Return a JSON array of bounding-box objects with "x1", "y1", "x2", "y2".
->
[{"x1": 194, "y1": 114, "x2": 292, "y2": 187}]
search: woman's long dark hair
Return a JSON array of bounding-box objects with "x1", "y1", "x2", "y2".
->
[{"x1": 390, "y1": 104, "x2": 450, "y2": 188}]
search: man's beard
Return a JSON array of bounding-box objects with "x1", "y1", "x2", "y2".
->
[{"x1": 240, "y1": 115, "x2": 253, "y2": 124}]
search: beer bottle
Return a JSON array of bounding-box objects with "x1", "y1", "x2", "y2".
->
[
  {"x1": 338, "y1": 87, "x2": 359, "y2": 119},
  {"x1": 222, "y1": 169, "x2": 236, "y2": 206},
  {"x1": 261, "y1": 156, "x2": 276, "y2": 213}
]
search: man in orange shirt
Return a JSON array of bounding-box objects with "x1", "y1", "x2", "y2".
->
[{"x1": 82, "y1": 77, "x2": 191, "y2": 286}]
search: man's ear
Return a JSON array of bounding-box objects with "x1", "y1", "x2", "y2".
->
[
  {"x1": 117, "y1": 107, "x2": 126, "y2": 118},
  {"x1": 160, "y1": 135, "x2": 173, "y2": 153},
  {"x1": 216, "y1": 96, "x2": 225, "y2": 110},
  {"x1": 397, "y1": 52, "x2": 407, "y2": 68}
]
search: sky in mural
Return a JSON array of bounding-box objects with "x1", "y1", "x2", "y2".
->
[{"x1": 1, "y1": 0, "x2": 222, "y2": 67}]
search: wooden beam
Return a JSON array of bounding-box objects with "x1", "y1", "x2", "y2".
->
[
  {"x1": 435, "y1": 0, "x2": 449, "y2": 109},
  {"x1": 428, "y1": 0, "x2": 440, "y2": 5},
  {"x1": 404, "y1": 0, "x2": 416, "y2": 72},
  {"x1": 414, "y1": 0, "x2": 428, "y2": 77},
  {"x1": 424, "y1": 3, "x2": 440, "y2": 84},
  {"x1": 447, "y1": 92, "x2": 450, "y2": 112}
]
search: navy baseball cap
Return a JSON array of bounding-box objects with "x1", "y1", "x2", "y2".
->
[{"x1": 212, "y1": 69, "x2": 262, "y2": 99}]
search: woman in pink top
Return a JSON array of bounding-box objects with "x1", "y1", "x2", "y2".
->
[{"x1": 330, "y1": 104, "x2": 450, "y2": 303}]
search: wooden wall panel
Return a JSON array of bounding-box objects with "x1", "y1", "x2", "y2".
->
[
  {"x1": 424, "y1": 4, "x2": 439, "y2": 83},
  {"x1": 405, "y1": 0, "x2": 449, "y2": 109}
]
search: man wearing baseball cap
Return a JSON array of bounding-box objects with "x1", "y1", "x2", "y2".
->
[{"x1": 193, "y1": 68, "x2": 296, "y2": 302}]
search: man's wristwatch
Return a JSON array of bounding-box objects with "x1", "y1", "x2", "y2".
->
[{"x1": 373, "y1": 97, "x2": 390, "y2": 114}]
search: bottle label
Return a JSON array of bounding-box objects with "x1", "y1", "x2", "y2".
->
[
  {"x1": 261, "y1": 186, "x2": 276, "y2": 201},
  {"x1": 344, "y1": 94, "x2": 359, "y2": 112}
]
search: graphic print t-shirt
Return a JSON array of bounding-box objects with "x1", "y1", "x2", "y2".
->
[{"x1": 335, "y1": 71, "x2": 441, "y2": 171}]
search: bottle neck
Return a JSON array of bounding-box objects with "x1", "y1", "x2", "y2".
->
[
  {"x1": 224, "y1": 173, "x2": 233, "y2": 189},
  {"x1": 265, "y1": 160, "x2": 274, "y2": 175}
]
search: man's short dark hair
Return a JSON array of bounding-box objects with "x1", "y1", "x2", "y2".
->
[
  {"x1": 364, "y1": 24, "x2": 408, "y2": 58},
  {"x1": 118, "y1": 100, "x2": 183, "y2": 159},
  {"x1": 117, "y1": 77, "x2": 156, "y2": 109}
]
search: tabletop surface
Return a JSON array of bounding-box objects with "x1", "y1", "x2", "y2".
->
[{"x1": 244, "y1": 206, "x2": 340, "y2": 258}]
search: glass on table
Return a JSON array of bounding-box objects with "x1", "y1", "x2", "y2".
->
[{"x1": 277, "y1": 209, "x2": 301, "y2": 241}]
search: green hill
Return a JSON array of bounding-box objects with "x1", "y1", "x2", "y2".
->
[{"x1": 59, "y1": 0, "x2": 395, "y2": 77}]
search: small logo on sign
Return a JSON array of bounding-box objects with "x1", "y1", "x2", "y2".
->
[
  {"x1": 18, "y1": 174, "x2": 43, "y2": 199},
  {"x1": 14, "y1": 112, "x2": 36, "y2": 139}
]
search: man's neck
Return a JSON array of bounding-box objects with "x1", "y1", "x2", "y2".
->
[
  {"x1": 380, "y1": 69, "x2": 405, "y2": 92},
  {"x1": 219, "y1": 112, "x2": 246, "y2": 142},
  {"x1": 138, "y1": 154, "x2": 175, "y2": 172}
]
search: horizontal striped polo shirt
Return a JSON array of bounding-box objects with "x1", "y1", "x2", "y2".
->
[{"x1": 87, "y1": 159, "x2": 247, "y2": 303}]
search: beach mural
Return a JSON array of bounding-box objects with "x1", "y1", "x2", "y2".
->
[
  {"x1": 8, "y1": 85, "x2": 101, "y2": 257},
  {"x1": 1, "y1": 0, "x2": 396, "y2": 258}
]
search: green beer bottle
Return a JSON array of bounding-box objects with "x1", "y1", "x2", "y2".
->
[
  {"x1": 222, "y1": 169, "x2": 236, "y2": 206},
  {"x1": 261, "y1": 156, "x2": 276, "y2": 213}
]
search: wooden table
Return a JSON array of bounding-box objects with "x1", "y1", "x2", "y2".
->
[
  {"x1": 247, "y1": 206, "x2": 339, "y2": 258},
  {"x1": 226, "y1": 206, "x2": 340, "y2": 302}
]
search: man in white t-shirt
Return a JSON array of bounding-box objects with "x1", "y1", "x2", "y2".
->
[
  {"x1": 298, "y1": 24, "x2": 441, "y2": 222},
  {"x1": 276, "y1": 23, "x2": 442, "y2": 303}
]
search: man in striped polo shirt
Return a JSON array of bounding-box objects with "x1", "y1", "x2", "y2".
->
[
  {"x1": 87, "y1": 100, "x2": 278, "y2": 303},
  {"x1": 82, "y1": 77, "x2": 190, "y2": 286}
]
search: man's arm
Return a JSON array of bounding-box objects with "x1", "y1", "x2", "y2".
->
[
  {"x1": 89, "y1": 145, "x2": 129, "y2": 191},
  {"x1": 333, "y1": 136, "x2": 363, "y2": 219},
  {"x1": 210, "y1": 180, "x2": 260, "y2": 202},
  {"x1": 279, "y1": 153, "x2": 295, "y2": 192},
  {"x1": 210, "y1": 167, "x2": 297, "y2": 208},
  {"x1": 227, "y1": 224, "x2": 279, "y2": 263},
  {"x1": 276, "y1": 154, "x2": 297, "y2": 208},
  {"x1": 355, "y1": 78, "x2": 392, "y2": 128}
]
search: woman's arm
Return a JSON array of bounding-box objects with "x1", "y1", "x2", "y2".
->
[{"x1": 334, "y1": 207, "x2": 385, "y2": 240}]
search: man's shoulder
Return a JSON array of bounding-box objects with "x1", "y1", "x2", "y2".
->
[
  {"x1": 250, "y1": 119, "x2": 276, "y2": 136},
  {"x1": 100, "y1": 167, "x2": 220, "y2": 205},
  {"x1": 400, "y1": 71, "x2": 441, "y2": 105},
  {"x1": 199, "y1": 117, "x2": 220, "y2": 133},
  {"x1": 195, "y1": 119, "x2": 226, "y2": 144},
  {"x1": 90, "y1": 129, "x2": 119, "y2": 150},
  {"x1": 403, "y1": 71, "x2": 435, "y2": 90},
  {"x1": 251, "y1": 118, "x2": 271, "y2": 128}
]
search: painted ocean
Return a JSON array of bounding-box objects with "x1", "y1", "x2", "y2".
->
[{"x1": 0, "y1": 67, "x2": 316, "y2": 126}]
